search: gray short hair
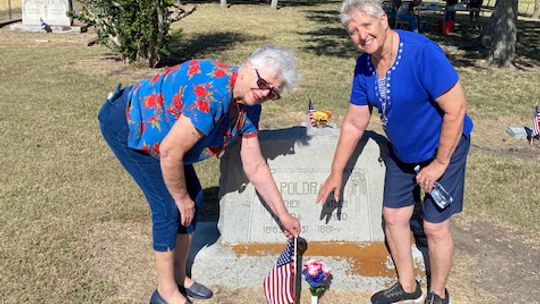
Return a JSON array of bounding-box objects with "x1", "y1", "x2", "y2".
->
[
  {"x1": 245, "y1": 45, "x2": 300, "y2": 93},
  {"x1": 340, "y1": 0, "x2": 385, "y2": 27}
]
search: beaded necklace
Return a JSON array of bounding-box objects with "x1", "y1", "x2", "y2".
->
[{"x1": 367, "y1": 32, "x2": 404, "y2": 129}]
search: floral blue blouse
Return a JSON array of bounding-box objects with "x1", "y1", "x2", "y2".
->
[{"x1": 126, "y1": 59, "x2": 261, "y2": 164}]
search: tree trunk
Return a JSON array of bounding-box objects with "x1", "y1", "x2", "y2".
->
[
  {"x1": 221, "y1": 0, "x2": 227, "y2": 9},
  {"x1": 533, "y1": 0, "x2": 540, "y2": 19},
  {"x1": 481, "y1": 0, "x2": 518, "y2": 67},
  {"x1": 152, "y1": 0, "x2": 165, "y2": 67},
  {"x1": 271, "y1": 0, "x2": 278, "y2": 9}
]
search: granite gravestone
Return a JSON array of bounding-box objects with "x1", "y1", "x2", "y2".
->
[
  {"x1": 189, "y1": 126, "x2": 427, "y2": 290},
  {"x1": 217, "y1": 126, "x2": 388, "y2": 244},
  {"x1": 22, "y1": 0, "x2": 71, "y2": 26}
]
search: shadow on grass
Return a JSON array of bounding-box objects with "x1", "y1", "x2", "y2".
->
[
  {"x1": 423, "y1": 14, "x2": 540, "y2": 68},
  {"x1": 298, "y1": 9, "x2": 358, "y2": 58},
  {"x1": 160, "y1": 31, "x2": 264, "y2": 67},
  {"x1": 180, "y1": 0, "x2": 341, "y2": 8},
  {"x1": 199, "y1": 186, "x2": 220, "y2": 222},
  {"x1": 299, "y1": 8, "x2": 540, "y2": 67}
]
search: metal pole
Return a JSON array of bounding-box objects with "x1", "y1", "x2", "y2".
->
[{"x1": 8, "y1": 0, "x2": 12, "y2": 20}]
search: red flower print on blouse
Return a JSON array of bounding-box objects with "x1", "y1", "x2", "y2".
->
[
  {"x1": 147, "y1": 115, "x2": 162, "y2": 131},
  {"x1": 167, "y1": 93, "x2": 184, "y2": 119},
  {"x1": 188, "y1": 61, "x2": 201, "y2": 78},
  {"x1": 143, "y1": 93, "x2": 164, "y2": 113},
  {"x1": 173, "y1": 94, "x2": 184, "y2": 111},
  {"x1": 214, "y1": 60, "x2": 229, "y2": 70},
  {"x1": 140, "y1": 121, "x2": 146, "y2": 135},
  {"x1": 152, "y1": 143, "x2": 160, "y2": 155},
  {"x1": 211, "y1": 69, "x2": 226, "y2": 78},
  {"x1": 133, "y1": 82, "x2": 142, "y2": 93},
  {"x1": 141, "y1": 144, "x2": 151, "y2": 154},
  {"x1": 228, "y1": 71, "x2": 238, "y2": 90},
  {"x1": 150, "y1": 74, "x2": 161, "y2": 84},
  {"x1": 196, "y1": 99, "x2": 210, "y2": 113},
  {"x1": 164, "y1": 65, "x2": 179, "y2": 79},
  {"x1": 194, "y1": 83, "x2": 212, "y2": 98}
]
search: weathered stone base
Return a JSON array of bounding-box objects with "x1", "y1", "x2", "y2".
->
[
  {"x1": 10, "y1": 22, "x2": 83, "y2": 33},
  {"x1": 188, "y1": 222, "x2": 427, "y2": 292}
]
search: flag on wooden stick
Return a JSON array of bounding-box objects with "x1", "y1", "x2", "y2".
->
[
  {"x1": 263, "y1": 238, "x2": 297, "y2": 304},
  {"x1": 307, "y1": 99, "x2": 316, "y2": 128}
]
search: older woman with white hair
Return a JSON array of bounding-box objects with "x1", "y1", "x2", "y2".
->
[
  {"x1": 317, "y1": 1, "x2": 473, "y2": 304},
  {"x1": 98, "y1": 45, "x2": 302, "y2": 304}
]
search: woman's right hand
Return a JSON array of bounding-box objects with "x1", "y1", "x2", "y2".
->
[
  {"x1": 279, "y1": 213, "x2": 301, "y2": 239},
  {"x1": 316, "y1": 172, "x2": 343, "y2": 205},
  {"x1": 175, "y1": 197, "x2": 195, "y2": 227}
]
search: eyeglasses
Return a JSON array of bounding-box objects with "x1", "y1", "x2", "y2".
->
[{"x1": 255, "y1": 69, "x2": 281, "y2": 100}]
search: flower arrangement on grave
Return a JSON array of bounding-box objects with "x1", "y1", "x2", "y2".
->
[
  {"x1": 307, "y1": 100, "x2": 333, "y2": 128},
  {"x1": 312, "y1": 110, "x2": 333, "y2": 128},
  {"x1": 302, "y1": 259, "x2": 333, "y2": 304}
]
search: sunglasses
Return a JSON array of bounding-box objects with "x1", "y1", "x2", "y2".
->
[{"x1": 255, "y1": 69, "x2": 281, "y2": 100}]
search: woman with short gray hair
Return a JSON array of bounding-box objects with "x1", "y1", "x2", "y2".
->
[
  {"x1": 99, "y1": 45, "x2": 301, "y2": 304},
  {"x1": 317, "y1": 1, "x2": 473, "y2": 304},
  {"x1": 245, "y1": 45, "x2": 300, "y2": 93},
  {"x1": 339, "y1": 0, "x2": 385, "y2": 26}
]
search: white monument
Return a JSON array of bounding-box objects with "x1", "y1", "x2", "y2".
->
[
  {"x1": 11, "y1": 0, "x2": 80, "y2": 33},
  {"x1": 22, "y1": 0, "x2": 72, "y2": 26}
]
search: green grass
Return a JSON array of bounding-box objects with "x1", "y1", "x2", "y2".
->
[{"x1": 0, "y1": 2, "x2": 539, "y2": 303}]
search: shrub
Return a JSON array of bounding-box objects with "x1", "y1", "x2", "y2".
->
[{"x1": 74, "y1": 0, "x2": 195, "y2": 67}]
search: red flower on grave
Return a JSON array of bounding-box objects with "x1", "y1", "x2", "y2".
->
[{"x1": 196, "y1": 99, "x2": 210, "y2": 113}]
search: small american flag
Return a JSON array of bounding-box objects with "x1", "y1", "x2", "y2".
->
[
  {"x1": 307, "y1": 99, "x2": 316, "y2": 128},
  {"x1": 532, "y1": 105, "x2": 540, "y2": 138},
  {"x1": 40, "y1": 18, "x2": 52, "y2": 33},
  {"x1": 263, "y1": 238, "x2": 297, "y2": 304}
]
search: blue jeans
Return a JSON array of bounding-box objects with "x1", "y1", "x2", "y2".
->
[{"x1": 98, "y1": 85, "x2": 203, "y2": 252}]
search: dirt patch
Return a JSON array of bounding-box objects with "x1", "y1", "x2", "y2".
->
[{"x1": 450, "y1": 218, "x2": 540, "y2": 304}]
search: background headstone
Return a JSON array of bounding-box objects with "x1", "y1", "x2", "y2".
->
[{"x1": 22, "y1": 0, "x2": 71, "y2": 26}]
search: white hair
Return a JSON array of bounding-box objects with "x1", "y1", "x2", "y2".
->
[
  {"x1": 245, "y1": 45, "x2": 300, "y2": 93},
  {"x1": 340, "y1": 0, "x2": 385, "y2": 27}
]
